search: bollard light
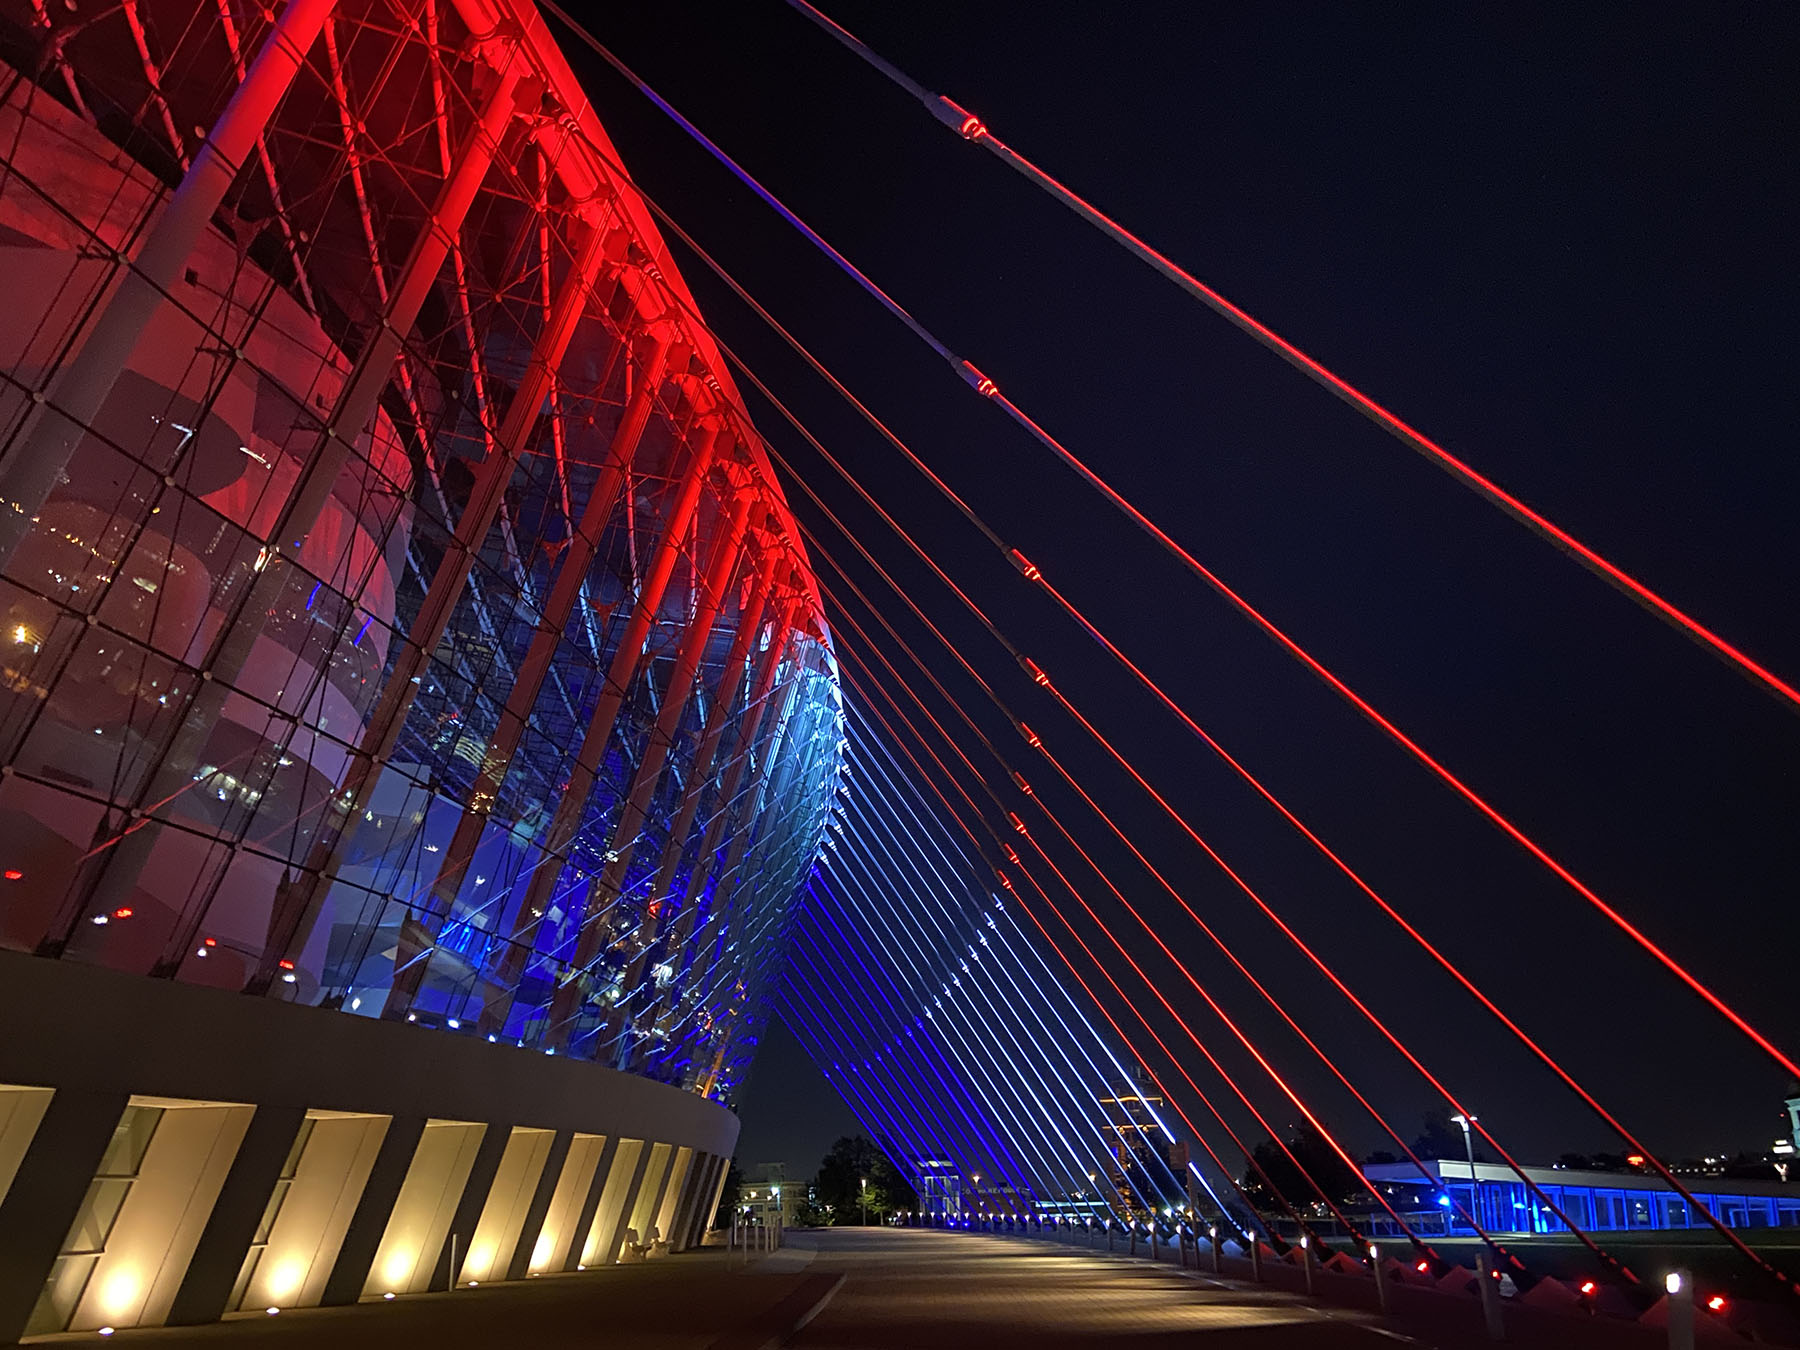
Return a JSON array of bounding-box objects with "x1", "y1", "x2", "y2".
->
[{"x1": 1666, "y1": 1272, "x2": 1683, "y2": 1296}]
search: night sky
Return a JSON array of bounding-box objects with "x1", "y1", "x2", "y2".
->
[{"x1": 559, "y1": 2, "x2": 1800, "y2": 1175}]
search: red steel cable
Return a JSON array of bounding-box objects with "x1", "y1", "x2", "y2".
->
[
  {"x1": 553, "y1": 14, "x2": 1798, "y2": 1086},
  {"x1": 542, "y1": 116, "x2": 1784, "y2": 1246},
  {"x1": 837, "y1": 655, "x2": 1297, "y2": 1246},
  {"x1": 767, "y1": 406, "x2": 1642, "y2": 1267},
  {"x1": 596, "y1": 161, "x2": 1790, "y2": 1257},
  {"x1": 786, "y1": 0, "x2": 1800, "y2": 715},
  {"x1": 738, "y1": 333, "x2": 1659, "y2": 1276},
  {"x1": 826, "y1": 581, "x2": 1406, "y2": 1252},
  {"x1": 755, "y1": 366, "x2": 1748, "y2": 1278}
]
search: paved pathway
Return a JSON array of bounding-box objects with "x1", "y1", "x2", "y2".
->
[
  {"x1": 50, "y1": 1228, "x2": 1694, "y2": 1349},
  {"x1": 786, "y1": 1227, "x2": 1682, "y2": 1350},
  {"x1": 787, "y1": 1228, "x2": 1392, "y2": 1349},
  {"x1": 55, "y1": 1253, "x2": 819, "y2": 1349}
]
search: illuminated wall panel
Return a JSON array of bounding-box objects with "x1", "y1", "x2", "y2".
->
[{"x1": 364, "y1": 1119, "x2": 486, "y2": 1296}]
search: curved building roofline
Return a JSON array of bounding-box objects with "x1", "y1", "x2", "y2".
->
[{"x1": 455, "y1": 0, "x2": 832, "y2": 655}]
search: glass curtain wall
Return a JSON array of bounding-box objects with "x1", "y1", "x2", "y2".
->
[{"x1": 0, "y1": 0, "x2": 838, "y2": 1090}]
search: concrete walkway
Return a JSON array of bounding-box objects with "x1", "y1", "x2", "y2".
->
[
  {"x1": 33, "y1": 1252, "x2": 831, "y2": 1349},
  {"x1": 32, "y1": 1229, "x2": 1701, "y2": 1349},
  {"x1": 785, "y1": 1227, "x2": 1683, "y2": 1349}
]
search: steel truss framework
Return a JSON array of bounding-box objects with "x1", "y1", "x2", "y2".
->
[
  {"x1": 0, "y1": 0, "x2": 1190, "y2": 1243},
  {"x1": 0, "y1": 0, "x2": 841, "y2": 1098}
]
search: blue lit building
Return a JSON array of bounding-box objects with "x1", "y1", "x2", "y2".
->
[{"x1": 1365, "y1": 1160, "x2": 1800, "y2": 1236}]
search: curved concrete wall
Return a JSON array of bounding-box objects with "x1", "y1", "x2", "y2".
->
[{"x1": 0, "y1": 949, "x2": 736, "y2": 1340}]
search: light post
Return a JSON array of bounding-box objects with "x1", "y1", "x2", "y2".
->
[
  {"x1": 861, "y1": 1176, "x2": 868, "y2": 1226},
  {"x1": 1451, "y1": 1113, "x2": 1478, "y2": 1232}
]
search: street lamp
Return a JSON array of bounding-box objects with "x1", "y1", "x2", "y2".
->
[
  {"x1": 861, "y1": 1176, "x2": 869, "y2": 1226},
  {"x1": 1450, "y1": 1113, "x2": 1478, "y2": 1230}
]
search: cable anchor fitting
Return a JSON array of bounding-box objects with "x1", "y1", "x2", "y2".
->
[
  {"x1": 1018, "y1": 654, "x2": 1051, "y2": 687},
  {"x1": 931, "y1": 95, "x2": 988, "y2": 142},
  {"x1": 1007, "y1": 548, "x2": 1042, "y2": 582},
  {"x1": 1011, "y1": 770, "x2": 1034, "y2": 796},
  {"x1": 1013, "y1": 719, "x2": 1042, "y2": 748},
  {"x1": 1007, "y1": 811, "x2": 1029, "y2": 835},
  {"x1": 958, "y1": 360, "x2": 999, "y2": 398}
]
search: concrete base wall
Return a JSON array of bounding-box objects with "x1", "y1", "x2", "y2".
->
[{"x1": 0, "y1": 951, "x2": 736, "y2": 1341}]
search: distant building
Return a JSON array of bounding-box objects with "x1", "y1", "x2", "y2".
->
[
  {"x1": 913, "y1": 1159, "x2": 962, "y2": 1217},
  {"x1": 1098, "y1": 1068, "x2": 1181, "y2": 1218},
  {"x1": 1365, "y1": 1158, "x2": 1800, "y2": 1235},
  {"x1": 741, "y1": 1164, "x2": 801, "y2": 1228}
]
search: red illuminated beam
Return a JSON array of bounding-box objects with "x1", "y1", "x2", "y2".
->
[{"x1": 784, "y1": 0, "x2": 1800, "y2": 717}]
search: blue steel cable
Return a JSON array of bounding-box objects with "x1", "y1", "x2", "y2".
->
[
  {"x1": 792, "y1": 861, "x2": 1032, "y2": 1189},
  {"x1": 778, "y1": 941, "x2": 975, "y2": 1186},
  {"x1": 772, "y1": 988, "x2": 950, "y2": 1202},
  {"x1": 785, "y1": 915, "x2": 1031, "y2": 1208},
  {"x1": 835, "y1": 646, "x2": 1293, "y2": 1239},
  {"x1": 799, "y1": 872, "x2": 1043, "y2": 1206},
  {"x1": 805, "y1": 864, "x2": 1066, "y2": 1210},
  {"x1": 815, "y1": 837, "x2": 1087, "y2": 1207},
  {"x1": 788, "y1": 877, "x2": 1017, "y2": 1169},
  {"x1": 775, "y1": 971, "x2": 1000, "y2": 1218},
  {"x1": 845, "y1": 714, "x2": 1188, "y2": 1210},
  {"x1": 834, "y1": 761, "x2": 1140, "y2": 1211},
  {"x1": 819, "y1": 835, "x2": 1110, "y2": 1214},
  {"x1": 783, "y1": 919, "x2": 1012, "y2": 1196},
  {"x1": 821, "y1": 828, "x2": 1125, "y2": 1221}
]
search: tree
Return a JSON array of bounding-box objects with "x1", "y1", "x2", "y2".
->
[
  {"x1": 1239, "y1": 1122, "x2": 1364, "y2": 1210},
  {"x1": 1412, "y1": 1110, "x2": 1483, "y2": 1162},
  {"x1": 812, "y1": 1135, "x2": 915, "y2": 1224}
]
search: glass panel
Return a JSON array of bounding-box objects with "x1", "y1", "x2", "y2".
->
[
  {"x1": 25, "y1": 1253, "x2": 100, "y2": 1337},
  {"x1": 281, "y1": 1118, "x2": 315, "y2": 1179},
  {"x1": 227, "y1": 1245, "x2": 262, "y2": 1315},
  {"x1": 62, "y1": 1176, "x2": 133, "y2": 1254},
  {"x1": 95, "y1": 1104, "x2": 163, "y2": 1177},
  {"x1": 250, "y1": 1178, "x2": 290, "y2": 1246}
]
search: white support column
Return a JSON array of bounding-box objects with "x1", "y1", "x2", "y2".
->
[
  {"x1": 0, "y1": 0, "x2": 337, "y2": 569},
  {"x1": 37, "y1": 46, "x2": 527, "y2": 962}
]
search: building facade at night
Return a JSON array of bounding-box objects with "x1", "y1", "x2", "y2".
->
[{"x1": 0, "y1": 0, "x2": 840, "y2": 1336}]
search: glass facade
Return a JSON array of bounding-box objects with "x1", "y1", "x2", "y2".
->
[
  {"x1": 0, "y1": 0, "x2": 839, "y2": 1102},
  {"x1": 1363, "y1": 1164, "x2": 1800, "y2": 1237}
]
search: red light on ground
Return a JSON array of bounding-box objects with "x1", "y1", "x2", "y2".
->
[
  {"x1": 203, "y1": 937, "x2": 217, "y2": 947},
  {"x1": 1707, "y1": 1296, "x2": 1726, "y2": 1313},
  {"x1": 277, "y1": 959, "x2": 295, "y2": 970},
  {"x1": 1580, "y1": 1281, "x2": 1596, "y2": 1295},
  {"x1": 1416, "y1": 1260, "x2": 1429, "y2": 1272},
  {"x1": 112, "y1": 907, "x2": 133, "y2": 919},
  {"x1": 2, "y1": 869, "x2": 20, "y2": 880},
  {"x1": 1626, "y1": 1155, "x2": 1645, "y2": 1167}
]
